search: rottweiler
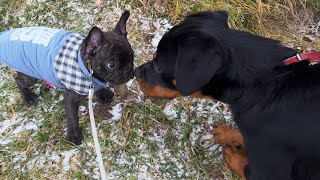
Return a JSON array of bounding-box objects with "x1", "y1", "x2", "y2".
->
[{"x1": 135, "y1": 11, "x2": 320, "y2": 179}]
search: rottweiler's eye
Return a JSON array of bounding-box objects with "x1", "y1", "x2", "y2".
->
[{"x1": 107, "y1": 62, "x2": 116, "y2": 69}]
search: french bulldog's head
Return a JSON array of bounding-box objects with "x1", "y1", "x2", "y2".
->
[{"x1": 81, "y1": 10, "x2": 134, "y2": 86}]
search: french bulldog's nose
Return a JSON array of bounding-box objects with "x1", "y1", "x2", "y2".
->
[{"x1": 123, "y1": 68, "x2": 134, "y2": 79}]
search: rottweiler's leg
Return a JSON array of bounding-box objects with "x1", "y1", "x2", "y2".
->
[
  {"x1": 95, "y1": 88, "x2": 114, "y2": 103},
  {"x1": 64, "y1": 89, "x2": 85, "y2": 145},
  {"x1": 14, "y1": 72, "x2": 38, "y2": 105},
  {"x1": 223, "y1": 146, "x2": 248, "y2": 179},
  {"x1": 245, "y1": 141, "x2": 294, "y2": 180},
  {"x1": 212, "y1": 124, "x2": 244, "y2": 146}
]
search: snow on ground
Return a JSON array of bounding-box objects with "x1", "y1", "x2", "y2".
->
[
  {"x1": 151, "y1": 19, "x2": 173, "y2": 47},
  {"x1": 108, "y1": 103, "x2": 123, "y2": 121}
]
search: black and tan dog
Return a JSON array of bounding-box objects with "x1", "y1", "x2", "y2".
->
[
  {"x1": 135, "y1": 11, "x2": 320, "y2": 179},
  {"x1": 0, "y1": 11, "x2": 134, "y2": 145}
]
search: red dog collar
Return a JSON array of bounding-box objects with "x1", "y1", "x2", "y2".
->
[{"x1": 284, "y1": 50, "x2": 320, "y2": 65}]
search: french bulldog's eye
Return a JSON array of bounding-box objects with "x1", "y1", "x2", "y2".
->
[{"x1": 107, "y1": 62, "x2": 116, "y2": 69}]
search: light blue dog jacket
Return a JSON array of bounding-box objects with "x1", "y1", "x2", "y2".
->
[{"x1": 0, "y1": 27, "x2": 107, "y2": 95}]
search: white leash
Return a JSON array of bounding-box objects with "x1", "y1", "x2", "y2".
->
[{"x1": 88, "y1": 69, "x2": 107, "y2": 180}]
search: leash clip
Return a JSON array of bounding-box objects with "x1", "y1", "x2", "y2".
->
[{"x1": 88, "y1": 86, "x2": 94, "y2": 99}]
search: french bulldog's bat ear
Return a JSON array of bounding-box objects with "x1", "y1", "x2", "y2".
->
[
  {"x1": 85, "y1": 26, "x2": 104, "y2": 56},
  {"x1": 114, "y1": 10, "x2": 130, "y2": 36}
]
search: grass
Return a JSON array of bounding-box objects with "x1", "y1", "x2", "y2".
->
[{"x1": 0, "y1": 0, "x2": 319, "y2": 179}]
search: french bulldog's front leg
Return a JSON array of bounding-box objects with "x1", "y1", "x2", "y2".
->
[
  {"x1": 64, "y1": 89, "x2": 85, "y2": 145},
  {"x1": 95, "y1": 88, "x2": 114, "y2": 103}
]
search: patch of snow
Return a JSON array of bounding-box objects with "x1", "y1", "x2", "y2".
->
[
  {"x1": 0, "y1": 119, "x2": 14, "y2": 134},
  {"x1": 151, "y1": 18, "x2": 173, "y2": 47},
  {"x1": 126, "y1": 79, "x2": 135, "y2": 87},
  {"x1": 61, "y1": 149, "x2": 79, "y2": 171},
  {"x1": 138, "y1": 165, "x2": 149, "y2": 179},
  {"x1": 154, "y1": 18, "x2": 172, "y2": 30},
  {"x1": 79, "y1": 106, "x2": 86, "y2": 112},
  {"x1": 25, "y1": 122, "x2": 38, "y2": 130},
  {"x1": 0, "y1": 139, "x2": 12, "y2": 145},
  {"x1": 151, "y1": 33, "x2": 163, "y2": 47},
  {"x1": 180, "y1": 110, "x2": 188, "y2": 123},
  {"x1": 110, "y1": 130, "x2": 126, "y2": 145},
  {"x1": 12, "y1": 121, "x2": 38, "y2": 134},
  {"x1": 190, "y1": 125, "x2": 203, "y2": 146},
  {"x1": 163, "y1": 102, "x2": 177, "y2": 118},
  {"x1": 108, "y1": 103, "x2": 123, "y2": 121},
  {"x1": 49, "y1": 153, "x2": 60, "y2": 163},
  {"x1": 141, "y1": 153, "x2": 150, "y2": 159},
  {"x1": 201, "y1": 134, "x2": 213, "y2": 141},
  {"x1": 140, "y1": 16, "x2": 152, "y2": 31}
]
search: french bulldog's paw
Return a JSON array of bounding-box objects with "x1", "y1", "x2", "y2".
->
[
  {"x1": 23, "y1": 91, "x2": 38, "y2": 106},
  {"x1": 212, "y1": 124, "x2": 244, "y2": 147},
  {"x1": 96, "y1": 89, "x2": 114, "y2": 103},
  {"x1": 66, "y1": 128, "x2": 84, "y2": 145}
]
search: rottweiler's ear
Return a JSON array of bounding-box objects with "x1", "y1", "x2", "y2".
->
[
  {"x1": 175, "y1": 38, "x2": 222, "y2": 95},
  {"x1": 85, "y1": 26, "x2": 104, "y2": 56},
  {"x1": 214, "y1": 11, "x2": 228, "y2": 24},
  {"x1": 114, "y1": 10, "x2": 130, "y2": 36}
]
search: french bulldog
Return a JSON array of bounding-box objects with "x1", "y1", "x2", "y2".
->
[{"x1": 0, "y1": 11, "x2": 134, "y2": 145}]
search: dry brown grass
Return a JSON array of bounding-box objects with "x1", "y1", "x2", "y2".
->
[{"x1": 129, "y1": 0, "x2": 320, "y2": 49}]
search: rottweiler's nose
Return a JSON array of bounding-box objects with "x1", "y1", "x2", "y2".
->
[{"x1": 135, "y1": 61, "x2": 152, "y2": 78}]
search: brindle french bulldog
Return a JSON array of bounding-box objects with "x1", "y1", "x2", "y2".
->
[{"x1": 0, "y1": 11, "x2": 134, "y2": 145}]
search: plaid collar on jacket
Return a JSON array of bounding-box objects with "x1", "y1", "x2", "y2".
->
[{"x1": 54, "y1": 33, "x2": 107, "y2": 95}]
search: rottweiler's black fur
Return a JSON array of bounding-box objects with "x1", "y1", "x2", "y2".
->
[{"x1": 135, "y1": 11, "x2": 320, "y2": 179}]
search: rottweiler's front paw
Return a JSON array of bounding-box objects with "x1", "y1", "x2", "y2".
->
[
  {"x1": 223, "y1": 146, "x2": 248, "y2": 179},
  {"x1": 22, "y1": 91, "x2": 38, "y2": 106},
  {"x1": 66, "y1": 128, "x2": 84, "y2": 145},
  {"x1": 212, "y1": 124, "x2": 244, "y2": 147}
]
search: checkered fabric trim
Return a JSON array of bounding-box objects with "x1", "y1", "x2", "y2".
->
[{"x1": 54, "y1": 33, "x2": 92, "y2": 95}]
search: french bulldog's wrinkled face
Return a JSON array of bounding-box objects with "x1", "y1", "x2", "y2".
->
[{"x1": 82, "y1": 11, "x2": 134, "y2": 86}]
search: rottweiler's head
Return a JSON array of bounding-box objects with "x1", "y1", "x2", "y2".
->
[{"x1": 135, "y1": 11, "x2": 229, "y2": 99}]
